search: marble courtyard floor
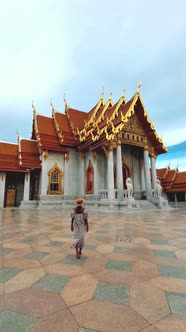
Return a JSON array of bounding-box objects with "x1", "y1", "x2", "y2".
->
[{"x1": 1, "y1": 207, "x2": 186, "y2": 331}]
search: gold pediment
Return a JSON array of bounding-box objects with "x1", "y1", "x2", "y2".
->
[{"x1": 123, "y1": 113, "x2": 146, "y2": 135}]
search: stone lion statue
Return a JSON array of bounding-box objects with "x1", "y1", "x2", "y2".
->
[
  {"x1": 125, "y1": 177, "x2": 133, "y2": 198},
  {"x1": 154, "y1": 178, "x2": 162, "y2": 197}
]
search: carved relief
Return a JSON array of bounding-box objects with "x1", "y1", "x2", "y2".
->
[
  {"x1": 92, "y1": 152, "x2": 97, "y2": 163},
  {"x1": 102, "y1": 146, "x2": 109, "y2": 159},
  {"x1": 80, "y1": 152, "x2": 86, "y2": 161},
  {"x1": 64, "y1": 152, "x2": 69, "y2": 162},
  {"x1": 43, "y1": 150, "x2": 48, "y2": 161},
  {"x1": 124, "y1": 113, "x2": 146, "y2": 135},
  {"x1": 0, "y1": 173, "x2": 4, "y2": 181}
]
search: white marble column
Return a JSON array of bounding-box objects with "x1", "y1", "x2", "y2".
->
[
  {"x1": 140, "y1": 157, "x2": 145, "y2": 191},
  {"x1": 144, "y1": 148, "x2": 152, "y2": 199},
  {"x1": 64, "y1": 153, "x2": 70, "y2": 196},
  {"x1": 0, "y1": 172, "x2": 6, "y2": 208},
  {"x1": 151, "y1": 154, "x2": 157, "y2": 190},
  {"x1": 79, "y1": 153, "x2": 85, "y2": 196},
  {"x1": 116, "y1": 143, "x2": 123, "y2": 201},
  {"x1": 40, "y1": 152, "x2": 48, "y2": 195},
  {"x1": 23, "y1": 172, "x2": 30, "y2": 201},
  {"x1": 107, "y1": 148, "x2": 115, "y2": 201},
  {"x1": 92, "y1": 152, "x2": 98, "y2": 195}
]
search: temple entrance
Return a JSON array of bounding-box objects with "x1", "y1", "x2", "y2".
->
[
  {"x1": 86, "y1": 161, "x2": 94, "y2": 194},
  {"x1": 30, "y1": 170, "x2": 40, "y2": 200},
  {"x1": 122, "y1": 162, "x2": 129, "y2": 190},
  {"x1": 114, "y1": 162, "x2": 129, "y2": 190},
  {"x1": 5, "y1": 172, "x2": 24, "y2": 207}
]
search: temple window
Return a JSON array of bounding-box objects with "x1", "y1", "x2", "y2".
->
[
  {"x1": 127, "y1": 134, "x2": 129, "y2": 139},
  {"x1": 141, "y1": 137, "x2": 143, "y2": 141},
  {"x1": 132, "y1": 135, "x2": 134, "y2": 140},
  {"x1": 48, "y1": 163, "x2": 63, "y2": 194},
  {"x1": 86, "y1": 160, "x2": 94, "y2": 194}
]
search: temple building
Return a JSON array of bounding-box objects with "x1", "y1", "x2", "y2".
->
[{"x1": 0, "y1": 85, "x2": 185, "y2": 209}]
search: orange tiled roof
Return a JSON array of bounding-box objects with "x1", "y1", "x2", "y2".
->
[
  {"x1": 0, "y1": 142, "x2": 27, "y2": 172},
  {"x1": 19, "y1": 139, "x2": 41, "y2": 169},
  {"x1": 164, "y1": 169, "x2": 177, "y2": 183},
  {"x1": 35, "y1": 115, "x2": 69, "y2": 152},
  {"x1": 157, "y1": 167, "x2": 186, "y2": 193},
  {"x1": 174, "y1": 172, "x2": 186, "y2": 184},
  {"x1": 67, "y1": 108, "x2": 87, "y2": 130},
  {"x1": 156, "y1": 168, "x2": 168, "y2": 180},
  {"x1": 54, "y1": 112, "x2": 77, "y2": 146}
]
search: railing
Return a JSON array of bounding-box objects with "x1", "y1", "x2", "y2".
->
[
  {"x1": 98, "y1": 190, "x2": 118, "y2": 200},
  {"x1": 99, "y1": 190, "x2": 108, "y2": 200}
]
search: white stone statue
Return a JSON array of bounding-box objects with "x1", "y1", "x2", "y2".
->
[
  {"x1": 125, "y1": 177, "x2": 133, "y2": 198},
  {"x1": 154, "y1": 178, "x2": 162, "y2": 197}
]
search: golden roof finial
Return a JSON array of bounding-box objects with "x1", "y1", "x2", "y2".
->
[
  {"x1": 101, "y1": 86, "x2": 104, "y2": 99},
  {"x1": 50, "y1": 98, "x2": 55, "y2": 116},
  {"x1": 16, "y1": 129, "x2": 20, "y2": 143},
  {"x1": 32, "y1": 100, "x2": 36, "y2": 115},
  {"x1": 137, "y1": 81, "x2": 142, "y2": 94},
  {"x1": 109, "y1": 89, "x2": 112, "y2": 99},
  {"x1": 64, "y1": 93, "x2": 68, "y2": 113},
  {"x1": 122, "y1": 86, "x2": 126, "y2": 97}
]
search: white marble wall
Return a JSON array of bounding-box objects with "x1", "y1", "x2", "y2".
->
[
  {"x1": 23, "y1": 173, "x2": 30, "y2": 201},
  {"x1": 0, "y1": 172, "x2": 6, "y2": 208},
  {"x1": 68, "y1": 150, "x2": 79, "y2": 195}
]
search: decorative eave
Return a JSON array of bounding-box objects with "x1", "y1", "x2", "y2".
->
[
  {"x1": 66, "y1": 108, "x2": 78, "y2": 140},
  {"x1": 109, "y1": 92, "x2": 126, "y2": 123},
  {"x1": 111, "y1": 84, "x2": 167, "y2": 153},
  {"x1": 76, "y1": 92, "x2": 114, "y2": 143},
  {"x1": 17, "y1": 131, "x2": 22, "y2": 166},
  {"x1": 50, "y1": 99, "x2": 64, "y2": 144},
  {"x1": 86, "y1": 90, "x2": 105, "y2": 127},
  {"x1": 96, "y1": 90, "x2": 113, "y2": 125},
  {"x1": 31, "y1": 101, "x2": 42, "y2": 150}
]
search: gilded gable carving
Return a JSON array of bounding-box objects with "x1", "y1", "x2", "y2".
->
[{"x1": 123, "y1": 113, "x2": 146, "y2": 135}]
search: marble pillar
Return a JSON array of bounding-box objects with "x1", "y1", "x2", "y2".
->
[
  {"x1": 107, "y1": 148, "x2": 115, "y2": 201},
  {"x1": 144, "y1": 148, "x2": 152, "y2": 199},
  {"x1": 23, "y1": 172, "x2": 30, "y2": 201},
  {"x1": 64, "y1": 153, "x2": 70, "y2": 195},
  {"x1": 0, "y1": 172, "x2": 6, "y2": 208},
  {"x1": 151, "y1": 154, "x2": 157, "y2": 190},
  {"x1": 116, "y1": 143, "x2": 123, "y2": 201}
]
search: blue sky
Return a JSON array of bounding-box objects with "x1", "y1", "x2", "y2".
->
[{"x1": 0, "y1": 0, "x2": 186, "y2": 167}]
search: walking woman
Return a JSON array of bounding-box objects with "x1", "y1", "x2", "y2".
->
[{"x1": 70, "y1": 198, "x2": 89, "y2": 259}]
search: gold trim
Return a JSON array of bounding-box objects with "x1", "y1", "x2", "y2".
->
[
  {"x1": 48, "y1": 163, "x2": 63, "y2": 195},
  {"x1": 43, "y1": 150, "x2": 48, "y2": 160},
  {"x1": 102, "y1": 146, "x2": 109, "y2": 159},
  {"x1": 85, "y1": 160, "x2": 94, "y2": 194},
  {"x1": 64, "y1": 152, "x2": 69, "y2": 162}
]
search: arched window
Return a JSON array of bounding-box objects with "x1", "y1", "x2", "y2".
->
[
  {"x1": 48, "y1": 163, "x2": 63, "y2": 194},
  {"x1": 86, "y1": 161, "x2": 94, "y2": 194}
]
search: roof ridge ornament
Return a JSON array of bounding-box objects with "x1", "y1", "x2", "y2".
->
[
  {"x1": 16, "y1": 129, "x2": 20, "y2": 143},
  {"x1": 122, "y1": 86, "x2": 126, "y2": 97},
  {"x1": 101, "y1": 86, "x2": 104, "y2": 100},
  {"x1": 64, "y1": 94, "x2": 68, "y2": 113},
  {"x1": 50, "y1": 98, "x2": 55, "y2": 116},
  {"x1": 137, "y1": 81, "x2": 142, "y2": 94},
  {"x1": 109, "y1": 89, "x2": 112, "y2": 99},
  {"x1": 32, "y1": 100, "x2": 36, "y2": 115}
]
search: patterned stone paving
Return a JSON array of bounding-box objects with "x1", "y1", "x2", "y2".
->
[{"x1": 0, "y1": 207, "x2": 186, "y2": 331}]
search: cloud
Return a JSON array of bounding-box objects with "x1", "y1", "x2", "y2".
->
[{"x1": 0, "y1": 0, "x2": 186, "y2": 147}]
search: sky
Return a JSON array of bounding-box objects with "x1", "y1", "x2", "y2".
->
[{"x1": 0, "y1": 0, "x2": 186, "y2": 167}]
